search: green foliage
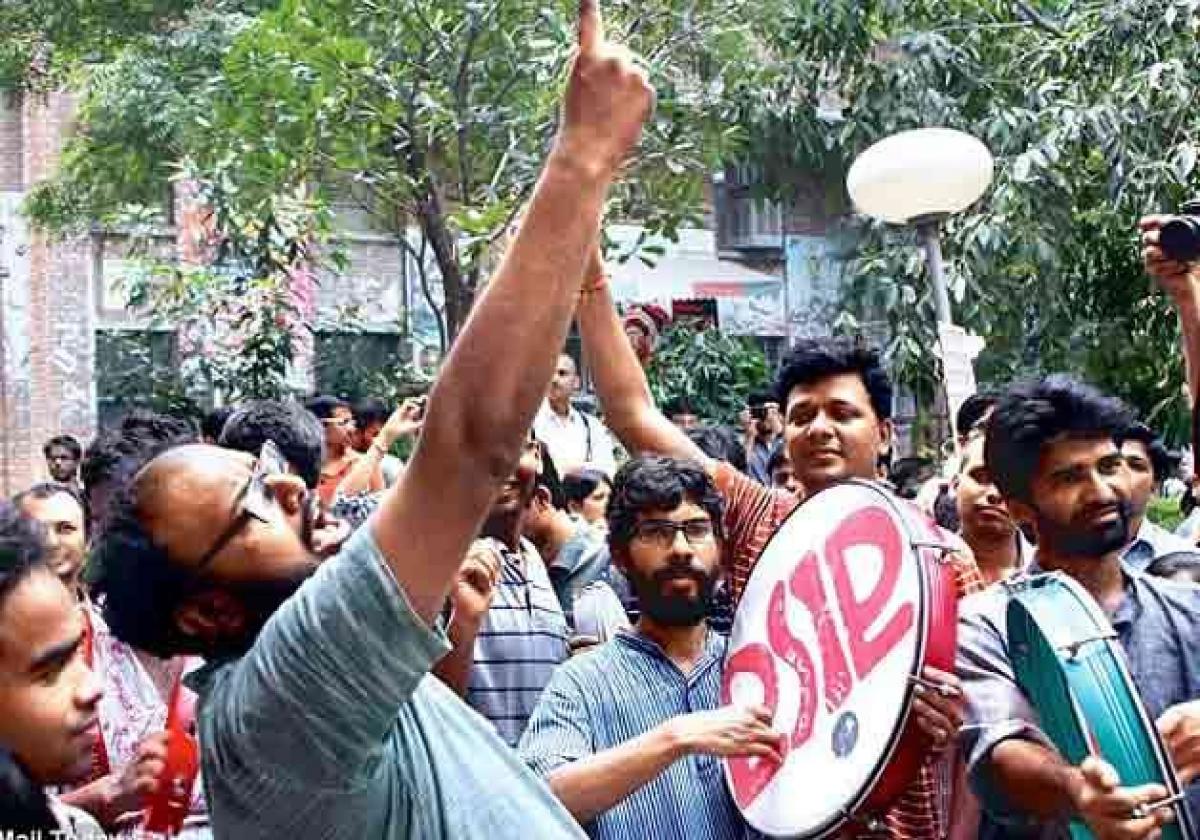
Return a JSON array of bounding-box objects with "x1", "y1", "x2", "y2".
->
[
  {"x1": 116, "y1": 162, "x2": 342, "y2": 403},
  {"x1": 24, "y1": 0, "x2": 754, "y2": 351},
  {"x1": 95, "y1": 329, "x2": 202, "y2": 426},
  {"x1": 646, "y1": 321, "x2": 770, "y2": 424},
  {"x1": 743, "y1": 0, "x2": 1199, "y2": 443},
  {"x1": 1147, "y1": 494, "x2": 1185, "y2": 533}
]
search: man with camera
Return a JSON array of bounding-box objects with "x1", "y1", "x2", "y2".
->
[
  {"x1": 1143, "y1": 212, "x2": 1200, "y2": 409},
  {"x1": 740, "y1": 391, "x2": 784, "y2": 486}
]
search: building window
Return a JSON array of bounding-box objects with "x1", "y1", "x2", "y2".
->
[{"x1": 313, "y1": 330, "x2": 408, "y2": 401}]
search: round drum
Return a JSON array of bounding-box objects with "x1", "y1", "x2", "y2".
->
[
  {"x1": 721, "y1": 479, "x2": 958, "y2": 838},
  {"x1": 1007, "y1": 573, "x2": 1196, "y2": 840}
]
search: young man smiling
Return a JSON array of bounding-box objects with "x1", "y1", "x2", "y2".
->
[{"x1": 577, "y1": 260, "x2": 981, "y2": 838}]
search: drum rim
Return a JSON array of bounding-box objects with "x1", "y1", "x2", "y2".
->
[
  {"x1": 1008, "y1": 572, "x2": 1196, "y2": 838},
  {"x1": 722, "y1": 477, "x2": 934, "y2": 837}
]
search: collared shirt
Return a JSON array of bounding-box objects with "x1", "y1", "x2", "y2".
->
[
  {"x1": 1122, "y1": 518, "x2": 1200, "y2": 572},
  {"x1": 712, "y1": 462, "x2": 984, "y2": 839},
  {"x1": 469, "y1": 539, "x2": 571, "y2": 746},
  {"x1": 534, "y1": 401, "x2": 618, "y2": 476},
  {"x1": 548, "y1": 524, "x2": 612, "y2": 624},
  {"x1": 519, "y1": 629, "x2": 750, "y2": 840},
  {"x1": 957, "y1": 560, "x2": 1200, "y2": 838},
  {"x1": 185, "y1": 528, "x2": 584, "y2": 839},
  {"x1": 746, "y1": 437, "x2": 782, "y2": 486}
]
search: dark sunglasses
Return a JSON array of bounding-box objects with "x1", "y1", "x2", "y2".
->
[{"x1": 193, "y1": 440, "x2": 290, "y2": 574}]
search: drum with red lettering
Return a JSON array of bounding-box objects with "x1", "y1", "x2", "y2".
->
[{"x1": 721, "y1": 479, "x2": 959, "y2": 838}]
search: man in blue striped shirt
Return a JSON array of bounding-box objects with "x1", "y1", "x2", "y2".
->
[
  {"x1": 520, "y1": 456, "x2": 783, "y2": 840},
  {"x1": 436, "y1": 435, "x2": 572, "y2": 746}
]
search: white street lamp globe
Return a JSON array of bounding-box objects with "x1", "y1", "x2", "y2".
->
[{"x1": 847, "y1": 128, "x2": 994, "y2": 224}]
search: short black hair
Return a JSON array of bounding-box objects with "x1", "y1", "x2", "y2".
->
[
  {"x1": 956, "y1": 392, "x2": 997, "y2": 438},
  {"x1": 985, "y1": 375, "x2": 1134, "y2": 505},
  {"x1": 0, "y1": 503, "x2": 49, "y2": 615},
  {"x1": 200, "y1": 406, "x2": 235, "y2": 442},
  {"x1": 351, "y1": 398, "x2": 391, "y2": 431},
  {"x1": 687, "y1": 424, "x2": 748, "y2": 473},
  {"x1": 220, "y1": 400, "x2": 325, "y2": 489},
  {"x1": 607, "y1": 455, "x2": 724, "y2": 554},
  {"x1": 535, "y1": 441, "x2": 567, "y2": 510},
  {"x1": 304, "y1": 395, "x2": 346, "y2": 421},
  {"x1": 42, "y1": 435, "x2": 82, "y2": 461},
  {"x1": 1122, "y1": 422, "x2": 1176, "y2": 484},
  {"x1": 93, "y1": 482, "x2": 195, "y2": 658},
  {"x1": 81, "y1": 411, "x2": 197, "y2": 498},
  {"x1": 562, "y1": 468, "x2": 612, "y2": 509},
  {"x1": 774, "y1": 337, "x2": 893, "y2": 421},
  {"x1": 747, "y1": 390, "x2": 776, "y2": 408},
  {"x1": 662, "y1": 397, "x2": 697, "y2": 418}
]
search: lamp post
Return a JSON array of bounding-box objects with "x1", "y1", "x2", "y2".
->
[{"x1": 846, "y1": 128, "x2": 994, "y2": 441}]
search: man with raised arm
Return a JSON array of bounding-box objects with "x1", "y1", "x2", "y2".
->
[
  {"x1": 91, "y1": 7, "x2": 653, "y2": 836},
  {"x1": 576, "y1": 249, "x2": 981, "y2": 838}
]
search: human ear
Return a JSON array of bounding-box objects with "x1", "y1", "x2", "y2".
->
[
  {"x1": 173, "y1": 589, "x2": 247, "y2": 645},
  {"x1": 877, "y1": 418, "x2": 895, "y2": 455}
]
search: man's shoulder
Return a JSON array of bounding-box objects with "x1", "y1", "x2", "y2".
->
[{"x1": 1134, "y1": 570, "x2": 1200, "y2": 613}]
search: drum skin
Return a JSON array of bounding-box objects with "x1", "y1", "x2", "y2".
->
[
  {"x1": 721, "y1": 479, "x2": 959, "y2": 838},
  {"x1": 1008, "y1": 573, "x2": 1197, "y2": 840}
]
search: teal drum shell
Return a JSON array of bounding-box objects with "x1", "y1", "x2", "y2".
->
[{"x1": 1007, "y1": 572, "x2": 1196, "y2": 840}]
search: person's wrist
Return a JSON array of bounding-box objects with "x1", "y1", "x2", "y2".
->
[
  {"x1": 659, "y1": 717, "x2": 691, "y2": 759},
  {"x1": 548, "y1": 137, "x2": 616, "y2": 186}
]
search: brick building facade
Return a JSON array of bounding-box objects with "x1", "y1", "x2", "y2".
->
[{"x1": 0, "y1": 90, "x2": 407, "y2": 495}]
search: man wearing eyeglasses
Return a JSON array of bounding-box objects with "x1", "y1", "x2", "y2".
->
[
  {"x1": 90, "y1": 5, "x2": 653, "y2": 836},
  {"x1": 520, "y1": 456, "x2": 783, "y2": 840}
]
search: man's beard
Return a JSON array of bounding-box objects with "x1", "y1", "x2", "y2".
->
[
  {"x1": 209, "y1": 567, "x2": 317, "y2": 659},
  {"x1": 628, "y1": 564, "x2": 716, "y2": 627},
  {"x1": 1034, "y1": 500, "x2": 1131, "y2": 559}
]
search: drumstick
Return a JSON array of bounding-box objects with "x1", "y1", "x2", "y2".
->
[{"x1": 1130, "y1": 791, "x2": 1184, "y2": 819}]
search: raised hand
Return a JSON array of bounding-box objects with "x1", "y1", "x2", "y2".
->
[
  {"x1": 379, "y1": 397, "x2": 425, "y2": 449},
  {"x1": 556, "y1": 0, "x2": 655, "y2": 179},
  {"x1": 1141, "y1": 215, "x2": 1199, "y2": 305},
  {"x1": 667, "y1": 704, "x2": 785, "y2": 764},
  {"x1": 450, "y1": 539, "x2": 503, "y2": 627}
]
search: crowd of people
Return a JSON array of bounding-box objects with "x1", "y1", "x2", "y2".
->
[{"x1": 4, "y1": 6, "x2": 1200, "y2": 839}]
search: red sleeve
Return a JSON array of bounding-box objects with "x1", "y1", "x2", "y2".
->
[{"x1": 710, "y1": 461, "x2": 799, "y2": 607}]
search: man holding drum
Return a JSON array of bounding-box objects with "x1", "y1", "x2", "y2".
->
[
  {"x1": 958, "y1": 375, "x2": 1200, "y2": 838},
  {"x1": 520, "y1": 455, "x2": 784, "y2": 839},
  {"x1": 577, "y1": 275, "x2": 983, "y2": 837}
]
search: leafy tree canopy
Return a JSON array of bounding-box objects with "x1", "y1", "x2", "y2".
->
[{"x1": 742, "y1": 0, "x2": 1195, "y2": 442}]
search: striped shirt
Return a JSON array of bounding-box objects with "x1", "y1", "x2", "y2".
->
[
  {"x1": 468, "y1": 539, "x2": 571, "y2": 746},
  {"x1": 711, "y1": 462, "x2": 984, "y2": 839},
  {"x1": 519, "y1": 629, "x2": 751, "y2": 840}
]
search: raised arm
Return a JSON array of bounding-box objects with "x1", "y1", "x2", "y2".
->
[
  {"x1": 1142, "y1": 215, "x2": 1200, "y2": 405},
  {"x1": 371, "y1": 2, "x2": 654, "y2": 623},
  {"x1": 576, "y1": 249, "x2": 710, "y2": 466}
]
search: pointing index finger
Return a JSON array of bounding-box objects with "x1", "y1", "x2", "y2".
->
[{"x1": 578, "y1": 0, "x2": 603, "y2": 55}]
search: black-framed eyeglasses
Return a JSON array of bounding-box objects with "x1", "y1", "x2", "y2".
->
[
  {"x1": 632, "y1": 518, "x2": 715, "y2": 548},
  {"x1": 193, "y1": 440, "x2": 290, "y2": 574}
]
